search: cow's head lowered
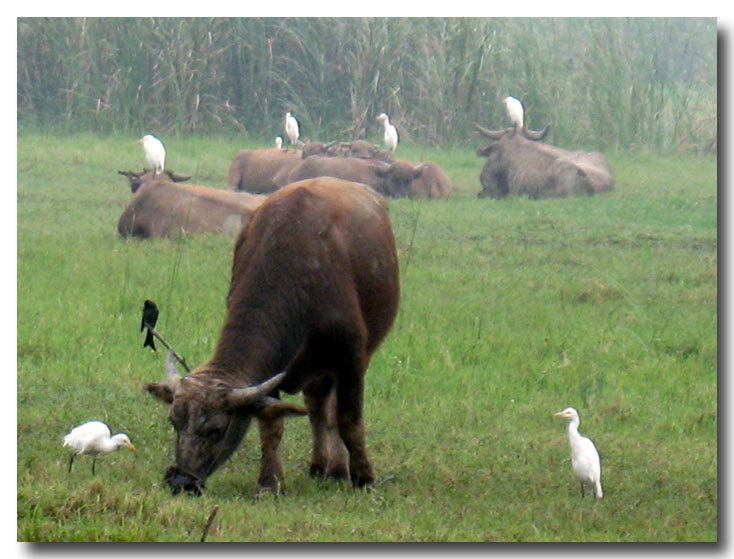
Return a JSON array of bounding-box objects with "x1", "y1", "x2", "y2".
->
[{"x1": 146, "y1": 351, "x2": 306, "y2": 496}]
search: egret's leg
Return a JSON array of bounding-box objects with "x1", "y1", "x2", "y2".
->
[
  {"x1": 68, "y1": 454, "x2": 74, "y2": 473},
  {"x1": 92, "y1": 457, "x2": 97, "y2": 476},
  {"x1": 580, "y1": 483, "x2": 585, "y2": 498}
]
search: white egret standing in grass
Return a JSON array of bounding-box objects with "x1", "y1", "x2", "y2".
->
[
  {"x1": 554, "y1": 407, "x2": 603, "y2": 498},
  {"x1": 376, "y1": 113, "x2": 399, "y2": 156},
  {"x1": 63, "y1": 421, "x2": 136, "y2": 475},
  {"x1": 285, "y1": 112, "x2": 300, "y2": 147},
  {"x1": 503, "y1": 96, "x2": 524, "y2": 130},
  {"x1": 139, "y1": 134, "x2": 166, "y2": 176},
  {"x1": 275, "y1": 136, "x2": 283, "y2": 149}
]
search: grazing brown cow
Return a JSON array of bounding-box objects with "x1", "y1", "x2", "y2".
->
[
  {"x1": 277, "y1": 156, "x2": 426, "y2": 198},
  {"x1": 145, "y1": 177, "x2": 400, "y2": 496},
  {"x1": 227, "y1": 148, "x2": 302, "y2": 193},
  {"x1": 475, "y1": 124, "x2": 614, "y2": 198},
  {"x1": 118, "y1": 170, "x2": 266, "y2": 239}
]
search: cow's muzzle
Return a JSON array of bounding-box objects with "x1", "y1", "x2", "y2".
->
[{"x1": 165, "y1": 465, "x2": 205, "y2": 496}]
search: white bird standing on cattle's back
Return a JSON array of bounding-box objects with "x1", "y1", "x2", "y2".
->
[
  {"x1": 503, "y1": 96, "x2": 524, "y2": 130},
  {"x1": 375, "y1": 113, "x2": 398, "y2": 155},
  {"x1": 554, "y1": 407, "x2": 603, "y2": 499},
  {"x1": 139, "y1": 134, "x2": 166, "y2": 177},
  {"x1": 63, "y1": 420, "x2": 136, "y2": 475},
  {"x1": 376, "y1": 113, "x2": 399, "y2": 156},
  {"x1": 275, "y1": 136, "x2": 283, "y2": 149},
  {"x1": 285, "y1": 112, "x2": 300, "y2": 147}
]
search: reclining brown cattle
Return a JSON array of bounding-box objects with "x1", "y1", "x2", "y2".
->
[
  {"x1": 275, "y1": 156, "x2": 426, "y2": 198},
  {"x1": 475, "y1": 124, "x2": 614, "y2": 199},
  {"x1": 227, "y1": 148, "x2": 302, "y2": 193},
  {"x1": 398, "y1": 160, "x2": 453, "y2": 199},
  {"x1": 118, "y1": 170, "x2": 266, "y2": 239},
  {"x1": 145, "y1": 177, "x2": 400, "y2": 496}
]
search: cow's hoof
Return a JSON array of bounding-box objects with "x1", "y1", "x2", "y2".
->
[{"x1": 254, "y1": 478, "x2": 281, "y2": 499}]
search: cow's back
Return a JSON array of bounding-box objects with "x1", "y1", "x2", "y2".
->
[
  {"x1": 228, "y1": 148, "x2": 302, "y2": 193},
  {"x1": 231, "y1": 177, "x2": 399, "y2": 355},
  {"x1": 285, "y1": 157, "x2": 377, "y2": 188},
  {"x1": 119, "y1": 181, "x2": 266, "y2": 238}
]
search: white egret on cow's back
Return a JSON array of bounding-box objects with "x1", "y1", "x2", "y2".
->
[
  {"x1": 275, "y1": 136, "x2": 283, "y2": 149},
  {"x1": 554, "y1": 407, "x2": 603, "y2": 499},
  {"x1": 285, "y1": 112, "x2": 300, "y2": 146},
  {"x1": 139, "y1": 134, "x2": 166, "y2": 176},
  {"x1": 63, "y1": 420, "x2": 136, "y2": 475},
  {"x1": 376, "y1": 113, "x2": 399, "y2": 156},
  {"x1": 503, "y1": 96, "x2": 524, "y2": 130}
]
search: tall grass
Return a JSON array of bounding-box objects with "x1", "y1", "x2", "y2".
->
[
  {"x1": 17, "y1": 18, "x2": 717, "y2": 152},
  {"x1": 16, "y1": 134, "x2": 717, "y2": 541}
]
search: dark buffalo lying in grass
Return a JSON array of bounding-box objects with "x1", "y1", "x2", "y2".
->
[
  {"x1": 276, "y1": 156, "x2": 427, "y2": 198},
  {"x1": 118, "y1": 170, "x2": 266, "y2": 239},
  {"x1": 145, "y1": 177, "x2": 400, "y2": 496},
  {"x1": 475, "y1": 124, "x2": 614, "y2": 199},
  {"x1": 227, "y1": 148, "x2": 302, "y2": 193}
]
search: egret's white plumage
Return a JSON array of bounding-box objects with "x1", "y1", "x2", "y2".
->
[
  {"x1": 554, "y1": 407, "x2": 603, "y2": 498},
  {"x1": 503, "y1": 96, "x2": 524, "y2": 129},
  {"x1": 275, "y1": 136, "x2": 283, "y2": 149},
  {"x1": 285, "y1": 112, "x2": 300, "y2": 146},
  {"x1": 63, "y1": 420, "x2": 136, "y2": 475},
  {"x1": 139, "y1": 134, "x2": 166, "y2": 176},
  {"x1": 376, "y1": 113, "x2": 398, "y2": 155}
]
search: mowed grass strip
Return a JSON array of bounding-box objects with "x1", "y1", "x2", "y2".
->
[{"x1": 17, "y1": 134, "x2": 716, "y2": 541}]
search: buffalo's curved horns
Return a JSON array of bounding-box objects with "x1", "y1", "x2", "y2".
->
[
  {"x1": 165, "y1": 349, "x2": 183, "y2": 388},
  {"x1": 523, "y1": 124, "x2": 551, "y2": 141},
  {"x1": 163, "y1": 170, "x2": 192, "y2": 183},
  {"x1": 474, "y1": 123, "x2": 511, "y2": 140},
  {"x1": 226, "y1": 372, "x2": 287, "y2": 409}
]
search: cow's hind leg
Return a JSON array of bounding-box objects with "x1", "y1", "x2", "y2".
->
[
  {"x1": 334, "y1": 354, "x2": 375, "y2": 489},
  {"x1": 303, "y1": 375, "x2": 349, "y2": 482}
]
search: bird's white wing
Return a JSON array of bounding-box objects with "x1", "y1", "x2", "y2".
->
[
  {"x1": 64, "y1": 421, "x2": 111, "y2": 453},
  {"x1": 571, "y1": 436, "x2": 601, "y2": 483}
]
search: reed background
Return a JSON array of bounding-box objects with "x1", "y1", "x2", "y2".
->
[{"x1": 17, "y1": 17, "x2": 717, "y2": 153}]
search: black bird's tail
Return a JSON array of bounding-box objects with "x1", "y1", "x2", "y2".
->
[{"x1": 144, "y1": 330, "x2": 156, "y2": 351}]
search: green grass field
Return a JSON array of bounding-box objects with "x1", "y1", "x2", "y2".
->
[{"x1": 17, "y1": 133, "x2": 717, "y2": 542}]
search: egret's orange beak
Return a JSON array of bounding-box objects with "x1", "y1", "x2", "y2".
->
[{"x1": 126, "y1": 442, "x2": 138, "y2": 452}]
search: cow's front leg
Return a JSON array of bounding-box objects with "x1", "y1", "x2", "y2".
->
[
  {"x1": 304, "y1": 376, "x2": 349, "y2": 481},
  {"x1": 255, "y1": 415, "x2": 285, "y2": 496}
]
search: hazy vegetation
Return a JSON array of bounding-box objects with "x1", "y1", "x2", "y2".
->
[
  {"x1": 17, "y1": 135, "x2": 716, "y2": 541},
  {"x1": 17, "y1": 17, "x2": 717, "y2": 152}
]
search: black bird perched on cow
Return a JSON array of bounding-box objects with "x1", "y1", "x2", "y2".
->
[{"x1": 141, "y1": 300, "x2": 159, "y2": 351}]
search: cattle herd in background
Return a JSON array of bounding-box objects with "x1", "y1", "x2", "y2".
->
[
  {"x1": 109, "y1": 100, "x2": 615, "y2": 497},
  {"x1": 118, "y1": 102, "x2": 614, "y2": 239}
]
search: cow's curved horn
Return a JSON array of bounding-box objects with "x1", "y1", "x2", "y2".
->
[
  {"x1": 523, "y1": 124, "x2": 550, "y2": 141},
  {"x1": 164, "y1": 170, "x2": 192, "y2": 182},
  {"x1": 474, "y1": 123, "x2": 511, "y2": 140},
  {"x1": 227, "y1": 372, "x2": 287, "y2": 409},
  {"x1": 165, "y1": 349, "x2": 183, "y2": 387}
]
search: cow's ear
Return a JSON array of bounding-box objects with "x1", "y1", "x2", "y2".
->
[
  {"x1": 255, "y1": 397, "x2": 308, "y2": 421},
  {"x1": 145, "y1": 382, "x2": 174, "y2": 404}
]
